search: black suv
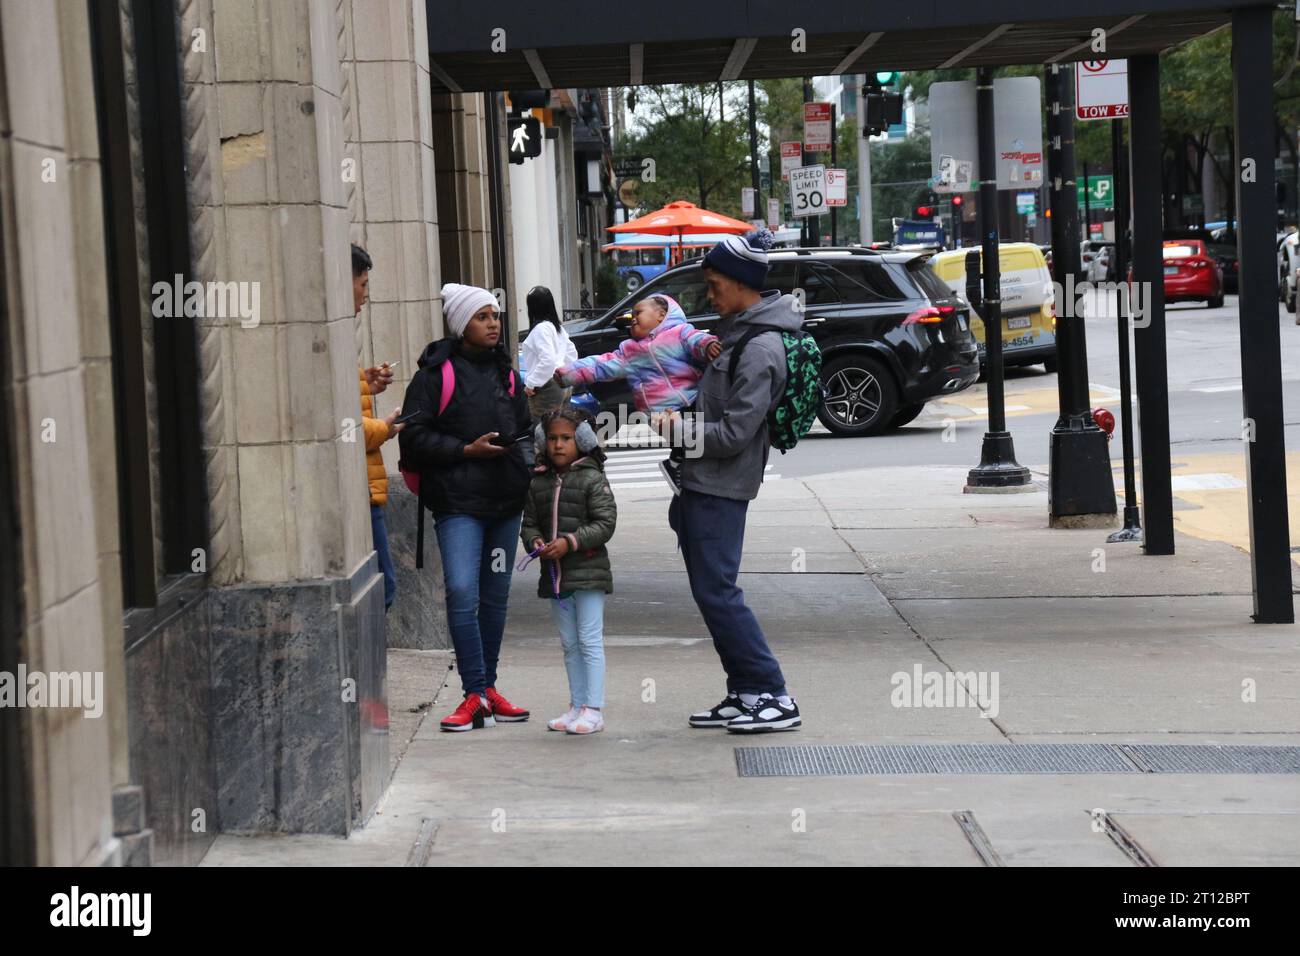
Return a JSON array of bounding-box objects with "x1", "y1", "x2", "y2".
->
[{"x1": 560, "y1": 247, "x2": 979, "y2": 436}]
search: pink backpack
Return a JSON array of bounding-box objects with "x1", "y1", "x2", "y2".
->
[{"x1": 399, "y1": 360, "x2": 517, "y2": 568}]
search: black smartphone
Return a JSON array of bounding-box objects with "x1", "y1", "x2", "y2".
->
[{"x1": 489, "y1": 428, "x2": 533, "y2": 447}]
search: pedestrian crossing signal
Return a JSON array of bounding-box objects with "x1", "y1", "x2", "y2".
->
[{"x1": 508, "y1": 116, "x2": 542, "y2": 164}]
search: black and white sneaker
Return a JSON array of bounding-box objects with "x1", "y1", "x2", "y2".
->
[
  {"x1": 688, "y1": 692, "x2": 746, "y2": 728},
  {"x1": 726, "y1": 694, "x2": 801, "y2": 733},
  {"x1": 658, "y1": 456, "x2": 683, "y2": 495}
]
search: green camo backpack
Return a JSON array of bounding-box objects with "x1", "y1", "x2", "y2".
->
[{"x1": 727, "y1": 325, "x2": 825, "y2": 452}]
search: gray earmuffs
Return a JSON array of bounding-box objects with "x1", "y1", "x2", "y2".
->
[{"x1": 534, "y1": 419, "x2": 600, "y2": 456}]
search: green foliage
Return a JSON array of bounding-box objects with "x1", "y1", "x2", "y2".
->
[
  {"x1": 594, "y1": 257, "x2": 624, "y2": 308},
  {"x1": 757, "y1": 78, "x2": 806, "y2": 155},
  {"x1": 615, "y1": 84, "x2": 752, "y2": 217},
  {"x1": 868, "y1": 134, "x2": 934, "y2": 239}
]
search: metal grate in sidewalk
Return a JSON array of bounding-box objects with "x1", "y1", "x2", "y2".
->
[
  {"x1": 734, "y1": 743, "x2": 1300, "y2": 777},
  {"x1": 1117, "y1": 744, "x2": 1300, "y2": 774}
]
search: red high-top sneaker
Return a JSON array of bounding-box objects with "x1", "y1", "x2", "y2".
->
[
  {"x1": 439, "y1": 693, "x2": 495, "y2": 732},
  {"x1": 485, "y1": 687, "x2": 530, "y2": 722}
]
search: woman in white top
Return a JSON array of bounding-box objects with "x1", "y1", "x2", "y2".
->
[{"x1": 521, "y1": 285, "x2": 578, "y2": 418}]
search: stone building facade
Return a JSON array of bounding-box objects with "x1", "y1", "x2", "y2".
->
[{"x1": 0, "y1": 0, "x2": 514, "y2": 866}]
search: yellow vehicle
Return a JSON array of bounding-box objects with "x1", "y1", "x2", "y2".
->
[{"x1": 930, "y1": 243, "x2": 1058, "y2": 373}]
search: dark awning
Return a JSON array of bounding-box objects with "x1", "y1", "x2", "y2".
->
[{"x1": 426, "y1": 1, "x2": 1248, "y2": 92}]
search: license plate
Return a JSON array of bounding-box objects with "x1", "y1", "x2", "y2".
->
[
  {"x1": 1006, "y1": 316, "x2": 1031, "y2": 330},
  {"x1": 1163, "y1": 265, "x2": 1178, "y2": 275},
  {"x1": 957, "y1": 315, "x2": 968, "y2": 331}
]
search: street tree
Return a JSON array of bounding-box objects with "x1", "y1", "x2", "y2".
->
[{"x1": 615, "y1": 83, "x2": 751, "y2": 217}]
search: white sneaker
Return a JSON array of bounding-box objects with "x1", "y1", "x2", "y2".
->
[
  {"x1": 566, "y1": 706, "x2": 604, "y2": 735},
  {"x1": 547, "y1": 705, "x2": 580, "y2": 732}
]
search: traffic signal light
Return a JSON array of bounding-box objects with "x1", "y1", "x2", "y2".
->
[
  {"x1": 507, "y1": 115, "x2": 542, "y2": 164},
  {"x1": 952, "y1": 195, "x2": 963, "y2": 207},
  {"x1": 913, "y1": 189, "x2": 939, "y2": 220},
  {"x1": 865, "y1": 91, "x2": 903, "y2": 136},
  {"x1": 862, "y1": 70, "x2": 902, "y2": 135}
]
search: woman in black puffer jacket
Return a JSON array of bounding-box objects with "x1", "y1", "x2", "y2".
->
[{"x1": 398, "y1": 283, "x2": 534, "y2": 732}]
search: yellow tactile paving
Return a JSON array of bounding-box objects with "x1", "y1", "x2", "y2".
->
[
  {"x1": 940, "y1": 383, "x2": 1122, "y2": 422},
  {"x1": 1114, "y1": 451, "x2": 1300, "y2": 564}
]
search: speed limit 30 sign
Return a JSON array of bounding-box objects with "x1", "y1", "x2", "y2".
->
[{"x1": 790, "y1": 164, "x2": 827, "y2": 219}]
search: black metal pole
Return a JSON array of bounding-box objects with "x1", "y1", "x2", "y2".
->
[
  {"x1": 485, "y1": 92, "x2": 510, "y2": 299},
  {"x1": 831, "y1": 104, "x2": 838, "y2": 245},
  {"x1": 1108, "y1": 116, "x2": 1142, "y2": 542},
  {"x1": 1233, "y1": 6, "x2": 1294, "y2": 623},
  {"x1": 802, "y1": 77, "x2": 819, "y2": 246},
  {"x1": 1128, "y1": 55, "x2": 1175, "y2": 554},
  {"x1": 1083, "y1": 160, "x2": 1092, "y2": 242},
  {"x1": 1048, "y1": 68, "x2": 1082, "y2": 420},
  {"x1": 966, "y1": 66, "x2": 1030, "y2": 491},
  {"x1": 1045, "y1": 63, "x2": 1116, "y2": 523},
  {"x1": 748, "y1": 79, "x2": 761, "y2": 217},
  {"x1": 802, "y1": 78, "x2": 811, "y2": 245}
]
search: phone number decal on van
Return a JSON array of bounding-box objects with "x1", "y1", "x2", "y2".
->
[{"x1": 977, "y1": 332, "x2": 1040, "y2": 356}]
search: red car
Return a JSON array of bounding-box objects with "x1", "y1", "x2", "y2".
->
[{"x1": 1161, "y1": 239, "x2": 1224, "y2": 308}]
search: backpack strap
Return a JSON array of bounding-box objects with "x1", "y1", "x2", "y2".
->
[
  {"x1": 438, "y1": 359, "x2": 455, "y2": 414},
  {"x1": 727, "y1": 325, "x2": 786, "y2": 382}
]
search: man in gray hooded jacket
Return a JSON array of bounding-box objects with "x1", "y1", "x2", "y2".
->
[{"x1": 660, "y1": 231, "x2": 802, "y2": 733}]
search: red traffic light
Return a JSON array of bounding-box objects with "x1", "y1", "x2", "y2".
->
[
  {"x1": 1092, "y1": 407, "x2": 1116, "y2": 437},
  {"x1": 952, "y1": 195, "x2": 963, "y2": 206},
  {"x1": 916, "y1": 206, "x2": 932, "y2": 217}
]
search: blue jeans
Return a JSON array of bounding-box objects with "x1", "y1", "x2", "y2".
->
[
  {"x1": 668, "y1": 489, "x2": 788, "y2": 696},
  {"x1": 549, "y1": 590, "x2": 606, "y2": 708},
  {"x1": 371, "y1": 504, "x2": 396, "y2": 611},
  {"x1": 433, "y1": 511, "x2": 522, "y2": 695}
]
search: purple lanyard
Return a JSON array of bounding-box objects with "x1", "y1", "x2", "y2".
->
[{"x1": 516, "y1": 545, "x2": 561, "y2": 596}]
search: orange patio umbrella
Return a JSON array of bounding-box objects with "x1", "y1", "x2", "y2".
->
[{"x1": 608, "y1": 200, "x2": 753, "y2": 265}]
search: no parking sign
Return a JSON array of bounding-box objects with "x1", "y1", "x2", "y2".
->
[{"x1": 1076, "y1": 59, "x2": 1129, "y2": 120}]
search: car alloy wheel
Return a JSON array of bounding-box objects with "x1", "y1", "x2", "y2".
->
[{"x1": 817, "y1": 355, "x2": 898, "y2": 436}]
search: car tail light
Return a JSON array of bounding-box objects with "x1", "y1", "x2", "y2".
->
[{"x1": 903, "y1": 306, "x2": 946, "y2": 325}]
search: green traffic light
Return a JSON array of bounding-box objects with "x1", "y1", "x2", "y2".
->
[{"x1": 874, "y1": 70, "x2": 897, "y2": 86}]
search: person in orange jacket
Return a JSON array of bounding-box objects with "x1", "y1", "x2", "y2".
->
[{"x1": 354, "y1": 244, "x2": 403, "y2": 611}]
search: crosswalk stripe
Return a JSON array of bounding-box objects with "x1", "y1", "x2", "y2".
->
[
  {"x1": 604, "y1": 452, "x2": 670, "y2": 462},
  {"x1": 605, "y1": 470, "x2": 664, "y2": 479},
  {"x1": 609, "y1": 475, "x2": 783, "y2": 490}
]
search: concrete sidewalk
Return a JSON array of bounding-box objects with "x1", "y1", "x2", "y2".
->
[{"x1": 201, "y1": 465, "x2": 1300, "y2": 866}]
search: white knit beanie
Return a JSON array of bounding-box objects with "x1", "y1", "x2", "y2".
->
[{"x1": 441, "y1": 283, "x2": 499, "y2": 338}]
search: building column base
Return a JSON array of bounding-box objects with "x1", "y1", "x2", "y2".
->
[{"x1": 210, "y1": 554, "x2": 388, "y2": 836}]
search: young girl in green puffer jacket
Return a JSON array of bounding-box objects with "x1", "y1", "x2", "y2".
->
[{"x1": 520, "y1": 406, "x2": 617, "y2": 736}]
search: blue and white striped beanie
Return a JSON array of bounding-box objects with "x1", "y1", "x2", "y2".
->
[{"x1": 703, "y1": 228, "x2": 775, "y2": 290}]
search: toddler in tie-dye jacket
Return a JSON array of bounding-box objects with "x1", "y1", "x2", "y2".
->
[{"x1": 556, "y1": 295, "x2": 721, "y2": 413}]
